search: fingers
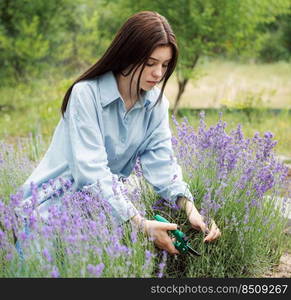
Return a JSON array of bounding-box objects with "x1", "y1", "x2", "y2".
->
[
  {"x1": 199, "y1": 222, "x2": 209, "y2": 234},
  {"x1": 155, "y1": 240, "x2": 179, "y2": 255},
  {"x1": 189, "y1": 213, "x2": 209, "y2": 233},
  {"x1": 157, "y1": 221, "x2": 178, "y2": 231},
  {"x1": 160, "y1": 239, "x2": 180, "y2": 255},
  {"x1": 189, "y1": 214, "x2": 221, "y2": 243},
  {"x1": 154, "y1": 234, "x2": 179, "y2": 255},
  {"x1": 166, "y1": 243, "x2": 180, "y2": 255},
  {"x1": 145, "y1": 221, "x2": 177, "y2": 237},
  {"x1": 204, "y1": 221, "x2": 221, "y2": 242}
]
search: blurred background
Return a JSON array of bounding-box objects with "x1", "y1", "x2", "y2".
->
[{"x1": 0, "y1": 0, "x2": 291, "y2": 159}]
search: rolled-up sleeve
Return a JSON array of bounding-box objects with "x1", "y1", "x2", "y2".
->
[
  {"x1": 65, "y1": 82, "x2": 138, "y2": 224},
  {"x1": 140, "y1": 97, "x2": 194, "y2": 205}
]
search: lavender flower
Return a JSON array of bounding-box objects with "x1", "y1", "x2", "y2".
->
[
  {"x1": 157, "y1": 251, "x2": 168, "y2": 278},
  {"x1": 51, "y1": 266, "x2": 60, "y2": 278},
  {"x1": 87, "y1": 263, "x2": 105, "y2": 277},
  {"x1": 42, "y1": 248, "x2": 52, "y2": 263}
]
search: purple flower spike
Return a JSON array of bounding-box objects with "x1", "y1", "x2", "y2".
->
[
  {"x1": 87, "y1": 263, "x2": 105, "y2": 277},
  {"x1": 51, "y1": 266, "x2": 60, "y2": 278}
]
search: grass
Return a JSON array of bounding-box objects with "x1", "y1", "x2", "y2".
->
[{"x1": 164, "y1": 58, "x2": 291, "y2": 109}]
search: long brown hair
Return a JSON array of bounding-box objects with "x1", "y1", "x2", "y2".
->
[{"x1": 61, "y1": 11, "x2": 179, "y2": 119}]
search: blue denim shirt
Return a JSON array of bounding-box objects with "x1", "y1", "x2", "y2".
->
[{"x1": 18, "y1": 71, "x2": 193, "y2": 224}]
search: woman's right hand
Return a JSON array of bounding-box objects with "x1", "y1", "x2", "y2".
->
[
  {"x1": 144, "y1": 220, "x2": 180, "y2": 255},
  {"x1": 131, "y1": 215, "x2": 179, "y2": 255}
]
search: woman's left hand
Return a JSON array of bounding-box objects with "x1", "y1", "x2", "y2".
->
[
  {"x1": 188, "y1": 211, "x2": 221, "y2": 242},
  {"x1": 177, "y1": 197, "x2": 221, "y2": 242}
]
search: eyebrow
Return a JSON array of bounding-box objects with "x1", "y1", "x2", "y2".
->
[{"x1": 148, "y1": 57, "x2": 171, "y2": 62}]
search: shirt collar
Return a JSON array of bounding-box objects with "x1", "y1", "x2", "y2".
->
[{"x1": 98, "y1": 71, "x2": 157, "y2": 109}]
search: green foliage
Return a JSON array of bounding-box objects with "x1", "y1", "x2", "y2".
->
[
  {"x1": 0, "y1": 0, "x2": 71, "y2": 81},
  {"x1": 0, "y1": 0, "x2": 117, "y2": 83},
  {"x1": 1, "y1": 0, "x2": 290, "y2": 90},
  {"x1": 257, "y1": 13, "x2": 291, "y2": 62},
  {"x1": 54, "y1": 1, "x2": 105, "y2": 70},
  {"x1": 116, "y1": 0, "x2": 290, "y2": 110},
  {"x1": 259, "y1": 33, "x2": 290, "y2": 62},
  {"x1": 220, "y1": 89, "x2": 275, "y2": 121},
  {"x1": 152, "y1": 196, "x2": 286, "y2": 278}
]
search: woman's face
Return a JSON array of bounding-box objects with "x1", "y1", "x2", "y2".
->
[{"x1": 134, "y1": 46, "x2": 173, "y2": 91}]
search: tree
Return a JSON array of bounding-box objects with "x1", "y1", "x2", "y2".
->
[
  {"x1": 0, "y1": 0, "x2": 77, "y2": 83},
  {"x1": 0, "y1": 0, "x2": 128, "y2": 83},
  {"x1": 257, "y1": 12, "x2": 291, "y2": 62},
  {"x1": 115, "y1": 0, "x2": 291, "y2": 114}
]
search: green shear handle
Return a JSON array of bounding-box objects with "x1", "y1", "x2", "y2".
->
[{"x1": 154, "y1": 214, "x2": 200, "y2": 256}]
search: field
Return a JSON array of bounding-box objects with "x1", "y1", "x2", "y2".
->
[
  {"x1": 0, "y1": 59, "x2": 290, "y2": 278},
  {"x1": 165, "y1": 59, "x2": 291, "y2": 109}
]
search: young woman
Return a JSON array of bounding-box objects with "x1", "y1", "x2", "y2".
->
[{"x1": 18, "y1": 11, "x2": 221, "y2": 255}]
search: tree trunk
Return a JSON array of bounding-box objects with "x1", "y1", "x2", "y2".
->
[
  {"x1": 173, "y1": 55, "x2": 200, "y2": 116},
  {"x1": 173, "y1": 79, "x2": 188, "y2": 116}
]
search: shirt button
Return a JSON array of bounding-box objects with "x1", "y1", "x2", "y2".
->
[{"x1": 121, "y1": 138, "x2": 125, "y2": 143}]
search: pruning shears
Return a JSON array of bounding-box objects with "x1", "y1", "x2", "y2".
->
[{"x1": 154, "y1": 214, "x2": 201, "y2": 256}]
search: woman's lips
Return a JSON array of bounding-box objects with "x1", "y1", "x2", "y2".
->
[{"x1": 147, "y1": 81, "x2": 158, "y2": 85}]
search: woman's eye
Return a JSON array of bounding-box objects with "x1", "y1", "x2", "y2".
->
[{"x1": 146, "y1": 63, "x2": 168, "y2": 68}]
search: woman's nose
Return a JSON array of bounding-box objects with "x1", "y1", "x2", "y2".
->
[{"x1": 152, "y1": 65, "x2": 163, "y2": 78}]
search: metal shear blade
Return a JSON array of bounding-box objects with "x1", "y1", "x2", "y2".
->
[{"x1": 187, "y1": 244, "x2": 201, "y2": 256}]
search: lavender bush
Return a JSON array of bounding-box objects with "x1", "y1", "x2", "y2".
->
[
  {"x1": 0, "y1": 179, "x2": 156, "y2": 277},
  {"x1": 0, "y1": 112, "x2": 289, "y2": 277},
  {"x1": 0, "y1": 135, "x2": 41, "y2": 203},
  {"x1": 165, "y1": 112, "x2": 289, "y2": 277}
]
